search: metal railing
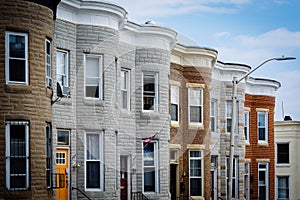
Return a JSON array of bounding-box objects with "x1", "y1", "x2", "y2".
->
[
  {"x1": 72, "y1": 187, "x2": 92, "y2": 200},
  {"x1": 131, "y1": 192, "x2": 149, "y2": 200}
]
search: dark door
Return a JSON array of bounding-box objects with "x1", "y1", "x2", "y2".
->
[
  {"x1": 121, "y1": 156, "x2": 128, "y2": 200},
  {"x1": 170, "y1": 164, "x2": 177, "y2": 200}
]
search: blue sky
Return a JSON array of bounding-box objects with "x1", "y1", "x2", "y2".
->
[{"x1": 112, "y1": 0, "x2": 300, "y2": 121}]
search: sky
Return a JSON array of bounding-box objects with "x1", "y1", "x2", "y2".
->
[{"x1": 111, "y1": 0, "x2": 300, "y2": 121}]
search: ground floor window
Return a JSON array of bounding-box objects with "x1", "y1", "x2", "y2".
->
[
  {"x1": 277, "y1": 176, "x2": 289, "y2": 200},
  {"x1": 258, "y1": 163, "x2": 269, "y2": 200},
  {"x1": 6, "y1": 121, "x2": 29, "y2": 190},
  {"x1": 189, "y1": 150, "x2": 203, "y2": 197},
  {"x1": 143, "y1": 141, "x2": 158, "y2": 192},
  {"x1": 227, "y1": 157, "x2": 239, "y2": 198}
]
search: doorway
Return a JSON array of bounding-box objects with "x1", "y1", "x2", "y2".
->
[
  {"x1": 120, "y1": 156, "x2": 130, "y2": 200},
  {"x1": 170, "y1": 164, "x2": 177, "y2": 200},
  {"x1": 56, "y1": 148, "x2": 69, "y2": 200}
]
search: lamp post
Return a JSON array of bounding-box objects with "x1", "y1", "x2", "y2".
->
[{"x1": 227, "y1": 56, "x2": 296, "y2": 200}]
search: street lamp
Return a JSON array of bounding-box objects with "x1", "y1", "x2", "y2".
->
[{"x1": 227, "y1": 56, "x2": 296, "y2": 200}]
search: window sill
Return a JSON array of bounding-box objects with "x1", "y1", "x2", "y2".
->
[
  {"x1": 140, "y1": 111, "x2": 160, "y2": 119},
  {"x1": 188, "y1": 124, "x2": 204, "y2": 130},
  {"x1": 245, "y1": 141, "x2": 250, "y2": 146},
  {"x1": 257, "y1": 141, "x2": 269, "y2": 147},
  {"x1": 190, "y1": 196, "x2": 205, "y2": 200},
  {"x1": 84, "y1": 98, "x2": 105, "y2": 106},
  {"x1": 276, "y1": 163, "x2": 290, "y2": 167},
  {"x1": 5, "y1": 84, "x2": 31, "y2": 94},
  {"x1": 171, "y1": 121, "x2": 179, "y2": 128}
]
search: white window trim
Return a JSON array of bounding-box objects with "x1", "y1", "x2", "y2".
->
[
  {"x1": 210, "y1": 100, "x2": 217, "y2": 132},
  {"x1": 46, "y1": 39, "x2": 52, "y2": 88},
  {"x1": 142, "y1": 141, "x2": 159, "y2": 193},
  {"x1": 6, "y1": 121, "x2": 30, "y2": 190},
  {"x1": 84, "y1": 55, "x2": 103, "y2": 99},
  {"x1": 189, "y1": 150, "x2": 204, "y2": 197},
  {"x1": 276, "y1": 142, "x2": 290, "y2": 166},
  {"x1": 258, "y1": 162, "x2": 269, "y2": 200},
  {"x1": 244, "y1": 111, "x2": 249, "y2": 142},
  {"x1": 84, "y1": 131, "x2": 104, "y2": 191},
  {"x1": 57, "y1": 129, "x2": 70, "y2": 146},
  {"x1": 244, "y1": 162, "x2": 250, "y2": 200},
  {"x1": 226, "y1": 157, "x2": 239, "y2": 199},
  {"x1": 258, "y1": 112, "x2": 268, "y2": 142},
  {"x1": 121, "y1": 68, "x2": 130, "y2": 111},
  {"x1": 6, "y1": 31, "x2": 29, "y2": 85},
  {"x1": 142, "y1": 72, "x2": 158, "y2": 112},
  {"x1": 171, "y1": 84, "x2": 179, "y2": 123},
  {"x1": 276, "y1": 176, "x2": 289, "y2": 200},
  {"x1": 188, "y1": 88, "x2": 203, "y2": 126},
  {"x1": 56, "y1": 49, "x2": 69, "y2": 87},
  {"x1": 226, "y1": 101, "x2": 239, "y2": 134}
]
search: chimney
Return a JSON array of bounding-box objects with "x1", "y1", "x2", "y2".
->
[{"x1": 284, "y1": 116, "x2": 292, "y2": 121}]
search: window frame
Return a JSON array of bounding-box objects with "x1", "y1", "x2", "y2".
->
[
  {"x1": 258, "y1": 163, "x2": 269, "y2": 200},
  {"x1": 189, "y1": 150, "x2": 204, "y2": 197},
  {"x1": 46, "y1": 39, "x2": 52, "y2": 88},
  {"x1": 142, "y1": 72, "x2": 158, "y2": 112},
  {"x1": 226, "y1": 101, "x2": 239, "y2": 134},
  {"x1": 210, "y1": 100, "x2": 217, "y2": 132},
  {"x1": 276, "y1": 176, "x2": 289, "y2": 200},
  {"x1": 226, "y1": 157, "x2": 239, "y2": 199},
  {"x1": 120, "y1": 68, "x2": 130, "y2": 110},
  {"x1": 56, "y1": 50, "x2": 69, "y2": 87},
  {"x1": 84, "y1": 131, "x2": 104, "y2": 191},
  {"x1": 84, "y1": 55, "x2": 103, "y2": 99},
  {"x1": 46, "y1": 123, "x2": 52, "y2": 189},
  {"x1": 171, "y1": 85, "x2": 179, "y2": 123},
  {"x1": 276, "y1": 143, "x2": 289, "y2": 165},
  {"x1": 188, "y1": 88, "x2": 203, "y2": 125},
  {"x1": 142, "y1": 141, "x2": 159, "y2": 193},
  {"x1": 6, "y1": 31, "x2": 29, "y2": 85},
  {"x1": 244, "y1": 111, "x2": 249, "y2": 142},
  {"x1": 5, "y1": 121, "x2": 30, "y2": 190},
  {"x1": 258, "y1": 112, "x2": 268, "y2": 142},
  {"x1": 57, "y1": 129, "x2": 70, "y2": 146}
]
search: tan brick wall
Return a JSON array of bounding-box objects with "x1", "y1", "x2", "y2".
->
[
  {"x1": 170, "y1": 63, "x2": 212, "y2": 199},
  {"x1": 0, "y1": 0, "x2": 54, "y2": 199},
  {"x1": 245, "y1": 94, "x2": 275, "y2": 200}
]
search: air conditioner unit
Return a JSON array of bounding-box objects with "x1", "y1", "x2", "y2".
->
[
  {"x1": 47, "y1": 78, "x2": 52, "y2": 88},
  {"x1": 62, "y1": 86, "x2": 70, "y2": 97}
]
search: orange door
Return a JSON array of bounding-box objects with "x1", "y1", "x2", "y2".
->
[{"x1": 56, "y1": 149, "x2": 69, "y2": 200}]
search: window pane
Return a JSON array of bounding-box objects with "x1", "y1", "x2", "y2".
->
[
  {"x1": 9, "y1": 59, "x2": 26, "y2": 82},
  {"x1": 10, "y1": 158, "x2": 26, "y2": 174},
  {"x1": 9, "y1": 35, "x2": 25, "y2": 58},
  {"x1": 258, "y1": 113, "x2": 266, "y2": 126},
  {"x1": 121, "y1": 91, "x2": 128, "y2": 109},
  {"x1": 86, "y1": 85, "x2": 99, "y2": 98},
  {"x1": 143, "y1": 96, "x2": 154, "y2": 110},
  {"x1": 190, "y1": 106, "x2": 201, "y2": 123},
  {"x1": 190, "y1": 178, "x2": 202, "y2": 196},
  {"x1": 86, "y1": 57, "x2": 99, "y2": 77},
  {"x1": 86, "y1": 134, "x2": 99, "y2": 160},
  {"x1": 144, "y1": 143, "x2": 154, "y2": 166},
  {"x1": 171, "y1": 104, "x2": 178, "y2": 121},
  {"x1": 144, "y1": 170, "x2": 155, "y2": 192},
  {"x1": 10, "y1": 176, "x2": 26, "y2": 189},
  {"x1": 57, "y1": 130, "x2": 69, "y2": 145},
  {"x1": 86, "y1": 161, "x2": 100, "y2": 188},
  {"x1": 259, "y1": 128, "x2": 266, "y2": 140}
]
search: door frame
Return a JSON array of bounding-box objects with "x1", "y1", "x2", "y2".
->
[
  {"x1": 56, "y1": 147, "x2": 70, "y2": 200},
  {"x1": 120, "y1": 155, "x2": 131, "y2": 200}
]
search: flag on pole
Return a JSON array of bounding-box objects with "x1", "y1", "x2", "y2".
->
[{"x1": 143, "y1": 133, "x2": 157, "y2": 143}]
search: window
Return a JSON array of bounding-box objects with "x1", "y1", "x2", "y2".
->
[
  {"x1": 226, "y1": 101, "x2": 238, "y2": 134},
  {"x1": 277, "y1": 176, "x2": 289, "y2": 200},
  {"x1": 6, "y1": 32, "x2": 28, "y2": 84},
  {"x1": 258, "y1": 163, "x2": 269, "y2": 200},
  {"x1": 46, "y1": 123, "x2": 51, "y2": 188},
  {"x1": 5, "y1": 121, "x2": 29, "y2": 190},
  {"x1": 277, "y1": 143, "x2": 289, "y2": 164},
  {"x1": 46, "y1": 39, "x2": 52, "y2": 87},
  {"x1": 57, "y1": 130, "x2": 70, "y2": 145},
  {"x1": 85, "y1": 132, "x2": 104, "y2": 190},
  {"x1": 226, "y1": 157, "x2": 238, "y2": 198},
  {"x1": 121, "y1": 69, "x2": 130, "y2": 110},
  {"x1": 188, "y1": 88, "x2": 203, "y2": 124},
  {"x1": 189, "y1": 150, "x2": 203, "y2": 197},
  {"x1": 258, "y1": 112, "x2": 268, "y2": 142},
  {"x1": 57, "y1": 50, "x2": 68, "y2": 87},
  {"x1": 244, "y1": 162, "x2": 250, "y2": 200},
  {"x1": 171, "y1": 85, "x2": 179, "y2": 122},
  {"x1": 85, "y1": 55, "x2": 103, "y2": 99},
  {"x1": 244, "y1": 111, "x2": 249, "y2": 141},
  {"x1": 143, "y1": 73, "x2": 158, "y2": 111},
  {"x1": 143, "y1": 142, "x2": 158, "y2": 192},
  {"x1": 210, "y1": 100, "x2": 217, "y2": 132}
]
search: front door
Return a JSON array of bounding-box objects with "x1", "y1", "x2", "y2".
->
[
  {"x1": 210, "y1": 170, "x2": 217, "y2": 200},
  {"x1": 56, "y1": 149, "x2": 69, "y2": 200},
  {"x1": 120, "y1": 156, "x2": 128, "y2": 200},
  {"x1": 170, "y1": 164, "x2": 177, "y2": 200}
]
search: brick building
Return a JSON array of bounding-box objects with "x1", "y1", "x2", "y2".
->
[{"x1": 0, "y1": 0, "x2": 60, "y2": 199}]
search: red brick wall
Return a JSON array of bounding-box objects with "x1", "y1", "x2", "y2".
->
[
  {"x1": 245, "y1": 94, "x2": 275, "y2": 200},
  {"x1": 170, "y1": 63, "x2": 211, "y2": 199}
]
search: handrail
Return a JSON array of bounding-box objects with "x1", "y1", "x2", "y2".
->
[
  {"x1": 72, "y1": 187, "x2": 92, "y2": 200},
  {"x1": 131, "y1": 191, "x2": 149, "y2": 200}
]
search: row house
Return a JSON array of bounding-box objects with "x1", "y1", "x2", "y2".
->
[{"x1": 275, "y1": 119, "x2": 300, "y2": 200}]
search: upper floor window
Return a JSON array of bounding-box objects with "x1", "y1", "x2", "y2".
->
[
  {"x1": 258, "y1": 163, "x2": 269, "y2": 200},
  {"x1": 277, "y1": 143, "x2": 289, "y2": 164},
  {"x1": 121, "y1": 68, "x2": 130, "y2": 110},
  {"x1": 85, "y1": 132, "x2": 104, "y2": 190},
  {"x1": 143, "y1": 73, "x2": 158, "y2": 111},
  {"x1": 143, "y1": 141, "x2": 158, "y2": 192},
  {"x1": 46, "y1": 39, "x2": 52, "y2": 87},
  {"x1": 258, "y1": 112, "x2": 268, "y2": 142},
  {"x1": 171, "y1": 85, "x2": 179, "y2": 122},
  {"x1": 211, "y1": 100, "x2": 217, "y2": 132},
  {"x1": 6, "y1": 121, "x2": 29, "y2": 190},
  {"x1": 57, "y1": 50, "x2": 69, "y2": 87},
  {"x1": 226, "y1": 101, "x2": 239, "y2": 134},
  {"x1": 188, "y1": 88, "x2": 203, "y2": 124},
  {"x1": 189, "y1": 150, "x2": 203, "y2": 197},
  {"x1": 244, "y1": 111, "x2": 249, "y2": 141},
  {"x1": 85, "y1": 55, "x2": 103, "y2": 99},
  {"x1": 6, "y1": 32, "x2": 28, "y2": 85}
]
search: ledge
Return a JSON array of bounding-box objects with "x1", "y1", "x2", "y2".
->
[{"x1": 5, "y1": 84, "x2": 31, "y2": 94}]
